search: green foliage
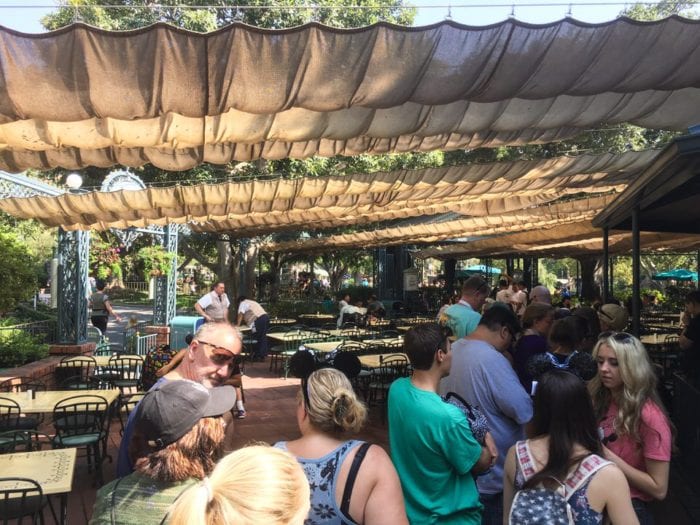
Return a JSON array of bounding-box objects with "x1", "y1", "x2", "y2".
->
[
  {"x1": 0, "y1": 229, "x2": 40, "y2": 315},
  {"x1": 0, "y1": 330, "x2": 49, "y2": 368},
  {"x1": 90, "y1": 237, "x2": 123, "y2": 280},
  {"x1": 43, "y1": 0, "x2": 415, "y2": 32},
  {"x1": 663, "y1": 285, "x2": 694, "y2": 311},
  {"x1": 444, "y1": 125, "x2": 680, "y2": 167},
  {"x1": 10, "y1": 304, "x2": 57, "y2": 324},
  {"x1": 136, "y1": 245, "x2": 177, "y2": 280},
  {"x1": 0, "y1": 214, "x2": 55, "y2": 287},
  {"x1": 621, "y1": 1, "x2": 698, "y2": 21}
]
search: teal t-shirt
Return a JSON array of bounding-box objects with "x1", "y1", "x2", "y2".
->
[
  {"x1": 388, "y1": 377, "x2": 483, "y2": 524},
  {"x1": 444, "y1": 302, "x2": 481, "y2": 339}
]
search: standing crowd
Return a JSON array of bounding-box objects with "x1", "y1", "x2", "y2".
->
[{"x1": 90, "y1": 277, "x2": 696, "y2": 524}]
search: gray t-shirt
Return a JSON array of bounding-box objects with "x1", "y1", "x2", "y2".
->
[{"x1": 440, "y1": 338, "x2": 533, "y2": 495}]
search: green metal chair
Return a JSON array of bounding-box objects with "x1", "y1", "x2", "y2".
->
[
  {"x1": 0, "y1": 430, "x2": 52, "y2": 455},
  {"x1": 52, "y1": 394, "x2": 111, "y2": 486},
  {"x1": 0, "y1": 397, "x2": 38, "y2": 433},
  {"x1": 0, "y1": 477, "x2": 47, "y2": 525}
]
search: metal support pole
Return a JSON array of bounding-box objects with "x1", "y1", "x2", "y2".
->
[
  {"x1": 610, "y1": 256, "x2": 615, "y2": 299},
  {"x1": 153, "y1": 225, "x2": 178, "y2": 326},
  {"x1": 523, "y1": 258, "x2": 533, "y2": 292},
  {"x1": 632, "y1": 208, "x2": 641, "y2": 337},
  {"x1": 445, "y1": 259, "x2": 456, "y2": 296},
  {"x1": 602, "y1": 227, "x2": 609, "y2": 303},
  {"x1": 57, "y1": 228, "x2": 90, "y2": 344}
]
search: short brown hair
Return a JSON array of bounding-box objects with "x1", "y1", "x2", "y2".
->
[
  {"x1": 403, "y1": 323, "x2": 451, "y2": 370},
  {"x1": 462, "y1": 276, "x2": 488, "y2": 295}
]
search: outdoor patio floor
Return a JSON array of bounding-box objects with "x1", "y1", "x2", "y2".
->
[{"x1": 46, "y1": 358, "x2": 699, "y2": 524}]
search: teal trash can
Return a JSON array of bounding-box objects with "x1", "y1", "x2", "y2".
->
[{"x1": 170, "y1": 316, "x2": 205, "y2": 350}]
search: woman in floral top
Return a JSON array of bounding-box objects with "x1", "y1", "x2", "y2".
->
[{"x1": 275, "y1": 368, "x2": 407, "y2": 525}]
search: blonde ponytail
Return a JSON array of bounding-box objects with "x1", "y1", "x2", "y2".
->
[{"x1": 168, "y1": 445, "x2": 310, "y2": 525}]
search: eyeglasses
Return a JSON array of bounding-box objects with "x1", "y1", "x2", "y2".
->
[
  {"x1": 196, "y1": 340, "x2": 236, "y2": 363},
  {"x1": 598, "y1": 331, "x2": 634, "y2": 343}
]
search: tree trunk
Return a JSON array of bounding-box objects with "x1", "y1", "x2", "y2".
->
[
  {"x1": 243, "y1": 241, "x2": 258, "y2": 298},
  {"x1": 216, "y1": 239, "x2": 235, "y2": 303}
]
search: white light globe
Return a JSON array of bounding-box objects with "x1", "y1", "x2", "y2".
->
[{"x1": 65, "y1": 173, "x2": 83, "y2": 190}]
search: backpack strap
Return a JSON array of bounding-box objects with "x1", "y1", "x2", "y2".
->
[
  {"x1": 340, "y1": 442, "x2": 372, "y2": 523},
  {"x1": 564, "y1": 454, "x2": 612, "y2": 496},
  {"x1": 515, "y1": 440, "x2": 538, "y2": 481}
]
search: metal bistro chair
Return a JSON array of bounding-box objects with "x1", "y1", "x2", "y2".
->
[
  {"x1": 56, "y1": 356, "x2": 97, "y2": 390},
  {"x1": 86, "y1": 325, "x2": 104, "y2": 345},
  {"x1": 118, "y1": 391, "x2": 146, "y2": 436},
  {"x1": 52, "y1": 394, "x2": 111, "y2": 486},
  {"x1": 272, "y1": 333, "x2": 308, "y2": 379},
  {"x1": 367, "y1": 355, "x2": 410, "y2": 424},
  {"x1": 336, "y1": 340, "x2": 369, "y2": 356},
  {"x1": 0, "y1": 430, "x2": 52, "y2": 455},
  {"x1": 107, "y1": 355, "x2": 143, "y2": 396},
  {"x1": 0, "y1": 398, "x2": 38, "y2": 433},
  {"x1": 267, "y1": 327, "x2": 294, "y2": 371},
  {"x1": 0, "y1": 477, "x2": 47, "y2": 525}
]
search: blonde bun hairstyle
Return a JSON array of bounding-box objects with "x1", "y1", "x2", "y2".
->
[{"x1": 305, "y1": 367, "x2": 367, "y2": 435}]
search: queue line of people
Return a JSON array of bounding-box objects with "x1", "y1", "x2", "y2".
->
[
  {"x1": 95, "y1": 276, "x2": 681, "y2": 524},
  {"x1": 389, "y1": 306, "x2": 672, "y2": 524}
]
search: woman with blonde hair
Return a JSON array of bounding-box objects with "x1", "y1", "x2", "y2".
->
[
  {"x1": 275, "y1": 367, "x2": 408, "y2": 525},
  {"x1": 168, "y1": 445, "x2": 310, "y2": 525},
  {"x1": 590, "y1": 332, "x2": 673, "y2": 525}
]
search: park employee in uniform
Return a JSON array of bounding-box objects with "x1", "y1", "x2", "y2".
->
[
  {"x1": 236, "y1": 296, "x2": 270, "y2": 362},
  {"x1": 195, "y1": 282, "x2": 230, "y2": 323}
]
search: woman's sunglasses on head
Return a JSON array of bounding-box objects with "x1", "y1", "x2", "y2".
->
[{"x1": 598, "y1": 331, "x2": 634, "y2": 342}]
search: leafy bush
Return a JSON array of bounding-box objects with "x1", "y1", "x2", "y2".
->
[
  {"x1": 0, "y1": 330, "x2": 49, "y2": 368},
  {"x1": 105, "y1": 287, "x2": 149, "y2": 303},
  {"x1": 0, "y1": 230, "x2": 39, "y2": 315},
  {"x1": 136, "y1": 246, "x2": 176, "y2": 280}
]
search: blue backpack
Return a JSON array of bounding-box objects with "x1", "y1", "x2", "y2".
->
[{"x1": 508, "y1": 441, "x2": 611, "y2": 525}]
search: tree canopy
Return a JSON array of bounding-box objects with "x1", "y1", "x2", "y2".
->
[
  {"x1": 0, "y1": 228, "x2": 42, "y2": 314},
  {"x1": 42, "y1": 0, "x2": 415, "y2": 32}
]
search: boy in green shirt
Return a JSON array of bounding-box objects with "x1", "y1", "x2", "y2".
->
[{"x1": 388, "y1": 324, "x2": 496, "y2": 524}]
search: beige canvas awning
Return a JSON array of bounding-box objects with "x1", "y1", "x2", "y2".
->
[
  {"x1": 0, "y1": 150, "x2": 655, "y2": 232},
  {"x1": 1, "y1": 18, "x2": 700, "y2": 171},
  {"x1": 414, "y1": 221, "x2": 700, "y2": 259},
  {"x1": 261, "y1": 194, "x2": 616, "y2": 252}
]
